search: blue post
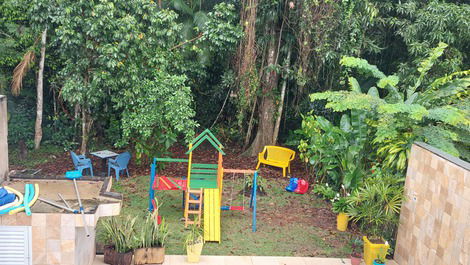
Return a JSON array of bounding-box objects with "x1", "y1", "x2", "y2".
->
[
  {"x1": 149, "y1": 158, "x2": 156, "y2": 211},
  {"x1": 252, "y1": 171, "x2": 258, "y2": 232}
]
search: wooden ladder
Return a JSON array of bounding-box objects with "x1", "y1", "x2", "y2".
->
[{"x1": 184, "y1": 189, "x2": 203, "y2": 227}]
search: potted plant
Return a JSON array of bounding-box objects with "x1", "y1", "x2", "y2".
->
[
  {"x1": 184, "y1": 219, "x2": 204, "y2": 263},
  {"x1": 134, "y1": 209, "x2": 169, "y2": 265},
  {"x1": 97, "y1": 219, "x2": 116, "y2": 264},
  {"x1": 373, "y1": 247, "x2": 388, "y2": 265},
  {"x1": 345, "y1": 171, "x2": 403, "y2": 265},
  {"x1": 349, "y1": 237, "x2": 363, "y2": 265},
  {"x1": 101, "y1": 216, "x2": 137, "y2": 265},
  {"x1": 332, "y1": 196, "x2": 350, "y2": 231},
  {"x1": 363, "y1": 236, "x2": 390, "y2": 265}
]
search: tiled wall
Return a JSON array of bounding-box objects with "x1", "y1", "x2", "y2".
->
[
  {"x1": 1, "y1": 212, "x2": 95, "y2": 265},
  {"x1": 0, "y1": 203, "x2": 120, "y2": 265},
  {"x1": 395, "y1": 142, "x2": 470, "y2": 265}
]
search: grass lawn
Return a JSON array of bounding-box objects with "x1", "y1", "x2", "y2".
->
[{"x1": 111, "y1": 174, "x2": 355, "y2": 257}]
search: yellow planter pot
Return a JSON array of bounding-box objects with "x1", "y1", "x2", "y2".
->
[
  {"x1": 336, "y1": 212, "x2": 349, "y2": 231},
  {"x1": 363, "y1": 236, "x2": 390, "y2": 265},
  {"x1": 186, "y1": 237, "x2": 204, "y2": 263}
]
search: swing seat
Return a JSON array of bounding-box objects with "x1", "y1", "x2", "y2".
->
[{"x1": 221, "y1": 206, "x2": 244, "y2": 211}]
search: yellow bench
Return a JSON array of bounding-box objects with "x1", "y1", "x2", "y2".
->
[{"x1": 255, "y1": 146, "x2": 295, "y2": 177}]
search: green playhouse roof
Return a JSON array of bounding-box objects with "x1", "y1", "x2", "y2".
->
[{"x1": 186, "y1": 129, "x2": 225, "y2": 155}]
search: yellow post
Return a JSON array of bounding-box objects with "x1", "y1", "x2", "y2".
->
[
  {"x1": 217, "y1": 145, "x2": 223, "y2": 202},
  {"x1": 187, "y1": 143, "x2": 193, "y2": 188},
  {"x1": 184, "y1": 143, "x2": 193, "y2": 220}
]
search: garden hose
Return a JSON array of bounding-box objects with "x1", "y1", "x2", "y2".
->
[{"x1": 9, "y1": 184, "x2": 39, "y2": 215}]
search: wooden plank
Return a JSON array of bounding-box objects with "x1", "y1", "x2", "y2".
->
[
  {"x1": 190, "y1": 174, "x2": 218, "y2": 179},
  {"x1": 192, "y1": 163, "x2": 218, "y2": 169},
  {"x1": 204, "y1": 189, "x2": 209, "y2": 240},
  {"x1": 205, "y1": 130, "x2": 223, "y2": 147},
  {"x1": 190, "y1": 129, "x2": 209, "y2": 145},
  {"x1": 190, "y1": 180, "x2": 217, "y2": 189},
  {"x1": 224, "y1": 169, "x2": 256, "y2": 174},
  {"x1": 188, "y1": 189, "x2": 203, "y2": 194},
  {"x1": 215, "y1": 188, "x2": 221, "y2": 242},
  {"x1": 191, "y1": 169, "x2": 217, "y2": 174},
  {"x1": 155, "y1": 158, "x2": 189, "y2": 163},
  {"x1": 211, "y1": 189, "x2": 215, "y2": 241},
  {"x1": 186, "y1": 134, "x2": 226, "y2": 155},
  {"x1": 203, "y1": 188, "x2": 221, "y2": 242},
  {"x1": 187, "y1": 143, "x2": 193, "y2": 190}
]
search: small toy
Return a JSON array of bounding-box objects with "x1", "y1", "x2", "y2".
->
[
  {"x1": 294, "y1": 179, "x2": 309, "y2": 194},
  {"x1": 285, "y1": 177, "x2": 298, "y2": 192}
]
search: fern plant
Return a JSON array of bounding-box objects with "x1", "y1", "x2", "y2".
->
[{"x1": 311, "y1": 42, "x2": 470, "y2": 170}]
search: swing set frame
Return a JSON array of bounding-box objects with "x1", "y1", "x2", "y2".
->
[{"x1": 148, "y1": 129, "x2": 259, "y2": 236}]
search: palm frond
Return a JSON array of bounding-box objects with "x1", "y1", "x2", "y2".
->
[{"x1": 11, "y1": 51, "x2": 35, "y2": 96}]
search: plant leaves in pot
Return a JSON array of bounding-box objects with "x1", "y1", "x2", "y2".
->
[
  {"x1": 332, "y1": 196, "x2": 351, "y2": 231},
  {"x1": 184, "y1": 218, "x2": 204, "y2": 263},
  {"x1": 349, "y1": 237, "x2": 363, "y2": 265},
  {"x1": 97, "y1": 219, "x2": 116, "y2": 264},
  {"x1": 101, "y1": 216, "x2": 137, "y2": 265},
  {"x1": 134, "y1": 203, "x2": 169, "y2": 265},
  {"x1": 372, "y1": 246, "x2": 388, "y2": 265}
]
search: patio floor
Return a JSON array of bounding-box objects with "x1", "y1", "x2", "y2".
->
[{"x1": 93, "y1": 255, "x2": 399, "y2": 265}]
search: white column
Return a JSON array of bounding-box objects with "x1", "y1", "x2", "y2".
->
[{"x1": 0, "y1": 95, "x2": 9, "y2": 181}]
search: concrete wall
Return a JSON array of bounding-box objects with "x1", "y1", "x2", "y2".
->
[
  {"x1": 394, "y1": 142, "x2": 470, "y2": 265},
  {"x1": 0, "y1": 95, "x2": 8, "y2": 182}
]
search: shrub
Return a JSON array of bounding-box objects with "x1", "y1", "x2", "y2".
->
[
  {"x1": 313, "y1": 183, "x2": 337, "y2": 201},
  {"x1": 332, "y1": 197, "x2": 351, "y2": 213},
  {"x1": 346, "y1": 170, "x2": 405, "y2": 240}
]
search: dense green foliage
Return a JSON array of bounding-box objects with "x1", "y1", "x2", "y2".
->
[
  {"x1": 3, "y1": 0, "x2": 469, "y2": 250},
  {"x1": 300, "y1": 42, "x2": 468, "y2": 245},
  {"x1": 311, "y1": 43, "x2": 469, "y2": 166}
]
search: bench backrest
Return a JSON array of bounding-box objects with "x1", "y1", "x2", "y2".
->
[{"x1": 265, "y1": 146, "x2": 295, "y2": 162}]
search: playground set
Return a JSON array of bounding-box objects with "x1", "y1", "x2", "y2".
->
[{"x1": 148, "y1": 129, "x2": 258, "y2": 243}]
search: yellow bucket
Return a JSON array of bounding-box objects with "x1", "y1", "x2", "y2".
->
[
  {"x1": 363, "y1": 236, "x2": 390, "y2": 265},
  {"x1": 336, "y1": 212, "x2": 349, "y2": 231},
  {"x1": 186, "y1": 241, "x2": 203, "y2": 263}
]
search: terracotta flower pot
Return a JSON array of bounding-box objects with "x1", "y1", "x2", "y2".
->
[
  {"x1": 103, "y1": 245, "x2": 116, "y2": 264},
  {"x1": 350, "y1": 254, "x2": 362, "y2": 265},
  {"x1": 134, "y1": 247, "x2": 165, "y2": 264},
  {"x1": 114, "y1": 251, "x2": 133, "y2": 265}
]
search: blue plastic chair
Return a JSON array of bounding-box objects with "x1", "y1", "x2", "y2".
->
[
  {"x1": 108, "y1": 151, "x2": 131, "y2": 181},
  {"x1": 70, "y1": 151, "x2": 94, "y2": 177}
]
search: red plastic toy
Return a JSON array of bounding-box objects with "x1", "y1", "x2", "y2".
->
[{"x1": 294, "y1": 179, "x2": 309, "y2": 194}]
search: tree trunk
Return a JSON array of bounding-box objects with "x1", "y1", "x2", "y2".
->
[
  {"x1": 34, "y1": 28, "x2": 47, "y2": 150},
  {"x1": 272, "y1": 44, "x2": 292, "y2": 145},
  {"x1": 248, "y1": 25, "x2": 279, "y2": 156},
  {"x1": 80, "y1": 107, "x2": 92, "y2": 154}
]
